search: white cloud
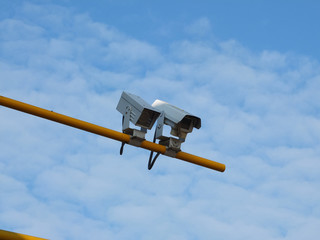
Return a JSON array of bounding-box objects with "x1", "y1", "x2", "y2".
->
[
  {"x1": 185, "y1": 17, "x2": 212, "y2": 37},
  {"x1": 0, "y1": 19, "x2": 44, "y2": 41},
  {"x1": 1, "y1": 2, "x2": 320, "y2": 240}
]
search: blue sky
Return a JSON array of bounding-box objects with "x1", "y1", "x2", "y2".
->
[
  {"x1": 2, "y1": 0, "x2": 320, "y2": 59},
  {"x1": 1, "y1": 1, "x2": 320, "y2": 239}
]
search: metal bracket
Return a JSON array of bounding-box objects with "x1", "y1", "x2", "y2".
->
[
  {"x1": 125, "y1": 128, "x2": 146, "y2": 146},
  {"x1": 120, "y1": 128, "x2": 146, "y2": 155},
  {"x1": 155, "y1": 112, "x2": 165, "y2": 140},
  {"x1": 120, "y1": 106, "x2": 146, "y2": 155},
  {"x1": 122, "y1": 106, "x2": 131, "y2": 132},
  {"x1": 147, "y1": 112, "x2": 182, "y2": 170},
  {"x1": 159, "y1": 137, "x2": 181, "y2": 157}
]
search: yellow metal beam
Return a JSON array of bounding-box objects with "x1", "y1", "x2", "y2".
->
[
  {"x1": 0, "y1": 95, "x2": 225, "y2": 172},
  {"x1": 0, "y1": 229, "x2": 47, "y2": 240}
]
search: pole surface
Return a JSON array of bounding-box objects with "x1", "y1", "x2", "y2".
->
[
  {"x1": 0, "y1": 229, "x2": 47, "y2": 240},
  {"x1": 0, "y1": 95, "x2": 225, "y2": 172}
]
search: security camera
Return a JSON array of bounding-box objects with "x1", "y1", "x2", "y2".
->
[
  {"x1": 147, "y1": 99, "x2": 201, "y2": 169},
  {"x1": 152, "y1": 99, "x2": 201, "y2": 141},
  {"x1": 117, "y1": 92, "x2": 161, "y2": 131},
  {"x1": 116, "y1": 91, "x2": 161, "y2": 154}
]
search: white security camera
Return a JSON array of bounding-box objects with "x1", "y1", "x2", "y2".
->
[
  {"x1": 152, "y1": 99, "x2": 201, "y2": 141},
  {"x1": 117, "y1": 91, "x2": 161, "y2": 154},
  {"x1": 117, "y1": 92, "x2": 161, "y2": 131},
  {"x1": 147, "y1": 99, "x2": 201, "y2": 169}
]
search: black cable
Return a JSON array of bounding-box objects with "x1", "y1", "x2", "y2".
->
[{"x1": 148, "y1": 132, "x2": 160, "y2": 170}]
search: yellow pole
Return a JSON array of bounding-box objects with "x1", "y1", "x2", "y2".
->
[
  {"x1": 0, "y1": 229, "x2": 47, "y2": 240},
  {"x1": 0, "y1": 95, "x2": 225, "y2": 172}
]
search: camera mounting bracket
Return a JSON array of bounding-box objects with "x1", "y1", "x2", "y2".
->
[{"x1": 120, "y1": 106, "x2": 147, "y2": 155}]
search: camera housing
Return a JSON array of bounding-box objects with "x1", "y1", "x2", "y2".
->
[
  {"x1": 152, "y1": 99, "x2": 201, "y2": 141},
  {"x1": 117, "y1": 91, "x2": 161, "y2": 155},
  {"x1": 117, "y1": 92, "x2": 161, "y2": 131}
]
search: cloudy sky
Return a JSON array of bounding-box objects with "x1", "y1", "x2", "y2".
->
[{"x1": 1, "y1": 1, "x2": 320, "y2": 239}]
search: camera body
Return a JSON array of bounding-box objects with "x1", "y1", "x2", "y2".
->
[
  {"x1": 117, "y1": 92, "x2": 160, "y2": 131},
  {"x1": 152, "y1": 99, "x2": 201, "y2": 141}
]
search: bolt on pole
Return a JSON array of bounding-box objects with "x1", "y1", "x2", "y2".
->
[{"x1": 0, "y1": 95, "x2": 225, "y2": 172}]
